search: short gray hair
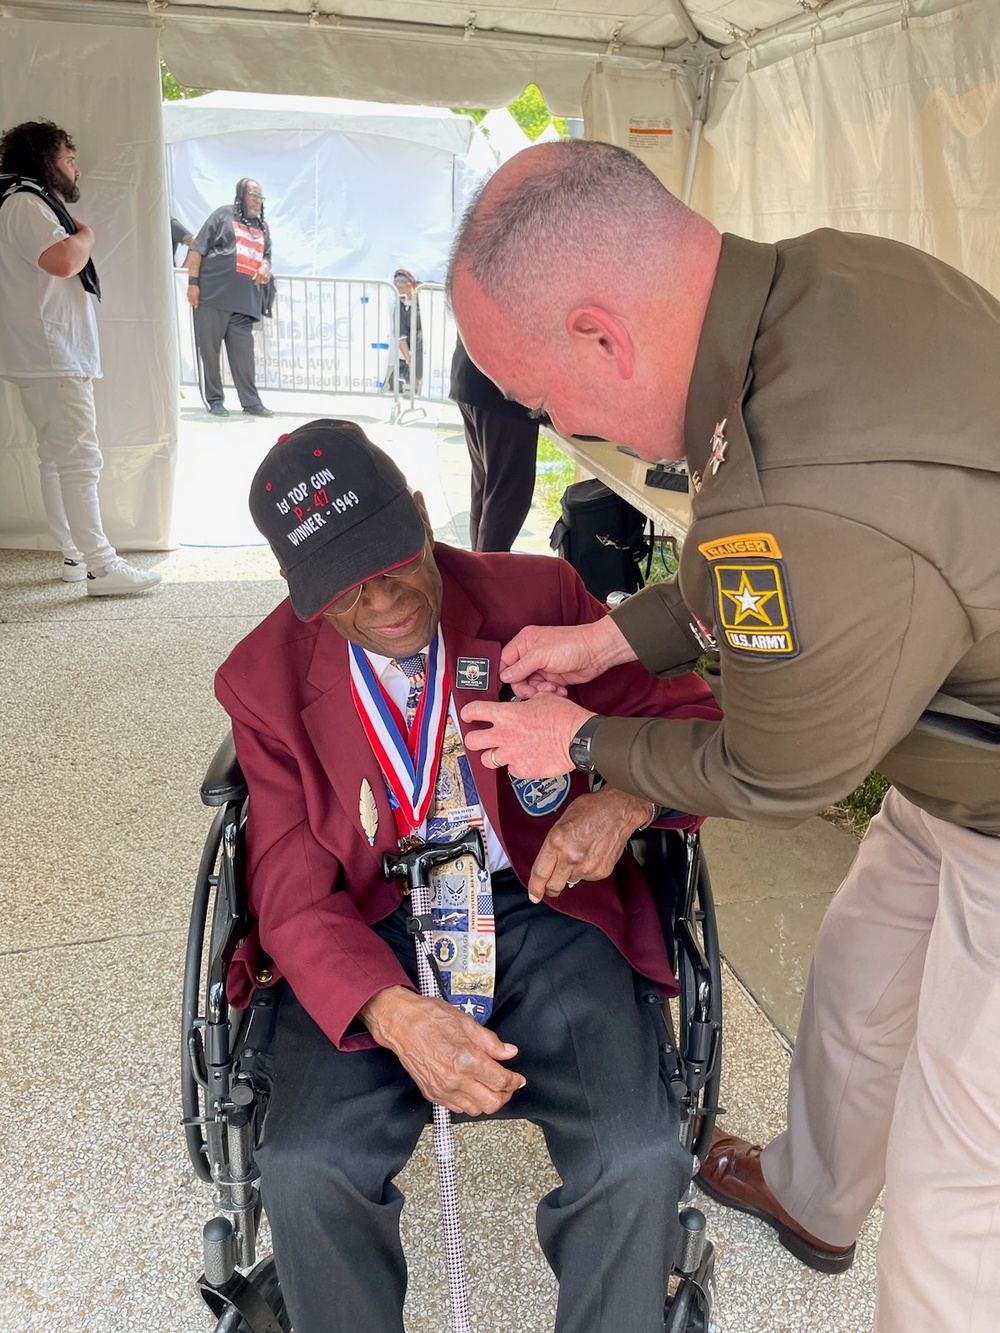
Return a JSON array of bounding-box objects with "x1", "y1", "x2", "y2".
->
[{"x1": 447, "y1": 140, "x2": 688, "y2": 315}]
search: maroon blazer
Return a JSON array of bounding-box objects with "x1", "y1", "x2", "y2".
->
[{"x1": 215, "y1": 546, "x2": 721, "y2": 1051}]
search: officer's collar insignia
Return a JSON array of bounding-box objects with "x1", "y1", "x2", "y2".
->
[{"x1": 709, "y1": 419, "x2": 728, "y2": 475}]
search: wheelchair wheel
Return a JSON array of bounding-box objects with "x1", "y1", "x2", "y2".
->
[
  {"x1": 183, "y1": 805, "x2": 227, "y2": 1181},
  {"x1": 676, "y1": 842, "x2": 723, "y2": 1164},
  {"x1": 665, "y1": 1275, "x2": 715, "y2": 1333},
  {"x1": 207, "y1": 1254, "x2": 290, "y2": 1333}
]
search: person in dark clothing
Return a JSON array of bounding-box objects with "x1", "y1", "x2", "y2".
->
[
  {"x1": 187, "y1": 178, "x2": 274, "y2": 418},
  {"x1": 393, "y1": 267, "x2": 422, "y2": 393},
  {"x1": 170, "y1": 216, "x2": 193, "y2": 265},
  {"x1": 450, "y1": 337, "x2": 539, "y2": 552}
]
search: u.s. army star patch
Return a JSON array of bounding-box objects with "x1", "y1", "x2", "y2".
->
[{"x1": 699, "y1": 532, "x2": 799, "y2": 658}]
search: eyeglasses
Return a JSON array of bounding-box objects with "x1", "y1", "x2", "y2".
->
[
  {"x1": 325, "y1": 547, "x2": 428, "y2": 617},
  {"x1": 246, "y1": 191, "x2": 265, "y2": 201}
]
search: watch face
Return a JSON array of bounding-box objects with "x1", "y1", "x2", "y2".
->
[
  {"x1": 570, "y1": 716, "x2": 602, "y2": 772},
  {"x1": 570, "y1": 735, "x2": 594, "y2": 771}
]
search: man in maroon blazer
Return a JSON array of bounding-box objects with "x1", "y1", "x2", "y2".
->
[{"x1": 215, "y1": 420, "x2": 719, "y2": 1333}]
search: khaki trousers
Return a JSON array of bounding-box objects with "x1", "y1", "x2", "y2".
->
[{"x1": 762, "y1": 786, "x2": 1000, "y2": 1332}]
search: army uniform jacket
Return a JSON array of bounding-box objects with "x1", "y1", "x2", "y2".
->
[{"x1": 596, "y1": 230, "x2": 1000, "y2": 834}]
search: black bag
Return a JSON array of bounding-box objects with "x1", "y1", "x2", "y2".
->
[{"x1": 549, "y1": 479, "x2": 651, "y2": 604}]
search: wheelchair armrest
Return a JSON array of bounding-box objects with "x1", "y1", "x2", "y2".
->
[{"x1": 201, "y1": 733, "x2": 248, "y2": 807}]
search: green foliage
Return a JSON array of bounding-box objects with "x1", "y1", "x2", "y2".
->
[
  {"x1": 508, "y1": 85, "x2": 568, "y2": 141},
  {"x1": 833, "y1": 771, "x2": 889, "y2": 836},
  {"x1": 161, "y1": 59, "x2": 207, "y2": 101},
  {"x1": 452, "y1": 106, "x2": 487, "y2": 126},
  {"x1": 452, "y1": 84, "x2": 568, "y2": 141},
  {"x1": 642, "y1": 539, "x2": 678, "y2": 586},
  {"x1": 534, "y1": 433, "x2": 576, "y2": 522}
]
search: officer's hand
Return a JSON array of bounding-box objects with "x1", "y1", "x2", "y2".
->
[
  {"x1": 461, "y1": 694, "x2": 592, "y2": 778},
  {"x1": 187, "y1": 286, "x2": 200, "y2": 309},
  {"x1": 499, "y1": 618, "x2": 637, "y2": 698},
  {"x1": 361, "y1": 987, "x2": 524, "y2": 1116},
  {"x1": 528, "y1": 787, "x2": 654, "y2": 903}
]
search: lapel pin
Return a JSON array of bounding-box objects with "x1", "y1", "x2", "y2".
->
[
  {"x1": 359, "y1": 778, "x2": 379, "y2": 845},
  {"x1": 456, "y1": 657, "x2": 489, "y2": 690}
]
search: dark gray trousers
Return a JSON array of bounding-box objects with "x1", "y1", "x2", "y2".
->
[
  {"x1": 193, "y1": 304, "x2": 264, "y2": 410},
  {"x1": 253, "y1": 878, "x2": 687, "y2": 1333},
  {"x1": 458, "y1": 403, "x2": 539, "y2": 552}
]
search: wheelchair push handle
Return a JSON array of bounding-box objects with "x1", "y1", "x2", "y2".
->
[{"x1": 382, "y1": 827, "x2": 486, "y2": 890}]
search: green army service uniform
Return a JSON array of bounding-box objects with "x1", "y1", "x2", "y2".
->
[{"x1": 595, "y1": 231, "x2": 1000, "y2": 1333}]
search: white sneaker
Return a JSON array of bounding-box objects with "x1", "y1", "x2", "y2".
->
[
  {"x1": 61, "y1": 558, "x2": 88, "y2": 583},
  {"x1": 86, "y1": 557, "x2": 162, "y2": 596}
]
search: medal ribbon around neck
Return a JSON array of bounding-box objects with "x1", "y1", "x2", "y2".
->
[{"x1": 349, "y1": 629, "x2": 450, "y2": 838}]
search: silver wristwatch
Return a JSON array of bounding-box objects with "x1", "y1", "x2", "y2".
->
[{"x1": 568, "y1": 715, "x2": 604, "y2": 773}]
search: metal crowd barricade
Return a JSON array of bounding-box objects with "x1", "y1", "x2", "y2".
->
[
  {"x1": 175, "y1": 272, "x2": 402, "y2": 412},
  {"x1": 390, "y1": 282, "x2": 459, "y2": 425}
]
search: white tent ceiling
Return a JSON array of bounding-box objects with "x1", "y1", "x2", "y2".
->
[{"x1": 8, "y1": 0, "x2": 965, "y2": 114}]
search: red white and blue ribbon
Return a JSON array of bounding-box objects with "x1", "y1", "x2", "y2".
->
[{"x1": 349, "y1": 629, "x2": 450, "y2": 837}]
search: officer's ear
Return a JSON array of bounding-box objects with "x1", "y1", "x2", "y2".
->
[{"x1": 566, "y1": 304, "x2": 634, "y2": 381}]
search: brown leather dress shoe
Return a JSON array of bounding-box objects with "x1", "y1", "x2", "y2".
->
[{"x1": 696, "y1": 1131, "x2": 856, "y2": 1274}]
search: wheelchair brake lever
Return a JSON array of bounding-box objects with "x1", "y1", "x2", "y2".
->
[{"x1": 187, "y1": 1028, "x2": 209, "y2": 1088}]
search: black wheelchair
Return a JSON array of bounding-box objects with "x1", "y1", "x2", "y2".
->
[{"x1": 182, "y1": 734, "x2": 724, "y2": 1333}]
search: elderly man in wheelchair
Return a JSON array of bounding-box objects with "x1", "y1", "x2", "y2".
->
[{"x1": 184, "y1": 419, "x2": 723, "y2": 1333}]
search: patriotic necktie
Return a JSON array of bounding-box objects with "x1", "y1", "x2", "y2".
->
[{"x1": 395, "y1": 655, "x2": 495, "y2": 1023}]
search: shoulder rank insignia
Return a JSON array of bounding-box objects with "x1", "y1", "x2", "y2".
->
[
  {"x1": 709, "y1": 418, "x2": 728, "y2": 475},
  {"x1": 698, "y1": 532, "x2": 799, "y2": 658}
]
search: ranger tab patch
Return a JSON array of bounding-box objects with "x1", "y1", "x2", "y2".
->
[{"x1": 699, "y1": 532, "x2": 799, "y2": 658}]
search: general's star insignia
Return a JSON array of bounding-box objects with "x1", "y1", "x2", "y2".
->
[{"x1": 709, "y1": 418, "x2": 728, "y2": 475}]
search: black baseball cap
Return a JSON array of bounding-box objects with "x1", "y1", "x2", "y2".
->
[{"x1": 248, "y1": 419, "x2": 426, "y2": 621}]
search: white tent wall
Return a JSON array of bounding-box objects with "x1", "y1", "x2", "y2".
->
[
  {"x1": 582, "y1": 3, "x2": 999, "y2": 298},
  {"x1": 695, "y1": 0, "x2": 1000, "y2": 296},
  {"x1": 583, "y1": 63, "x2": 695, "y2": 198},
  {"x1": 165, "y1": 95, "x2": 485, "y2": 282},
  {"x1": 0, "y1": 15, "x2": 177, "y2": 554},
  {"x1": 172, "y1": 129, "x2": 461, "y2": 280}
]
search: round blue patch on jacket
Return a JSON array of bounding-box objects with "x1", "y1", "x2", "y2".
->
[{"x1": 509, "y1": 773, "x2": 571, "y2": 817}]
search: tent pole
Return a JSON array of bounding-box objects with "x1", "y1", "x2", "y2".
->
[{"x1": 680, "y1": 63, "x2": 714, "y2": 206}]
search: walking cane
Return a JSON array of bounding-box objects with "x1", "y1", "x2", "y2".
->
[{"x1": 383, "y1": 827, "x2": 486, "y2": 1333}]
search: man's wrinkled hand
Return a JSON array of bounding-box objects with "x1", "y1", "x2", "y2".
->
[
  {"x1": 460, "y1": 694, "x2": 592, "y2": 778},
  {"x1": 499, "y1": 618, "x2": 636, "y2": 698},
  {"x1": 361, "y1": 988, "x2": 524, "y2": 1116},
  {"x1": 527, "y1": 788, "x2": 654, "y2": 903}
]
